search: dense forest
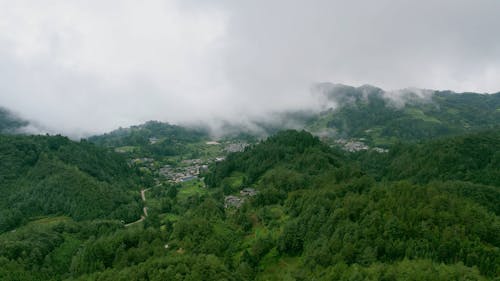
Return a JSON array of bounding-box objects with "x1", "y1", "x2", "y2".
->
[
  {"x1": 1, "y1": 0, "x2": 498, "y2": 277},
  {"x1": 1, "y1": 89, "x2": 499, "y2": 280},
  {"x1": 1, "y1": 128, "x2": 498, "y2": 280},
  {"x1": 89, "y1": 86, "x2": 500, "y2": 150},
  {"x1": 0, "y1": 134, "x2": 145, "y2": 233},
  {"x1": 307, "y1": 84, "x2": 500, "y2": 145},
  {"x1": 88, "y1": 121, "x2": 209, "y2": 158}
]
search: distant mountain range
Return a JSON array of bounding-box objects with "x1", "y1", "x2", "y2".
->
[
  {"x1": 304, "y1": 83, "x2": 500, "y2": 145},
  {"x1": 0, "y1": 107, "x2": 29, "y2": 134},
  {"x1": 0, "y1": 84, "x2": 499, "y2": 280},
  {"x1": 84, "y1": 84, "x2": 500, "y2": 147},
  {"x1": 1, "y1": 84, "x2": 499, "y2": 145}
]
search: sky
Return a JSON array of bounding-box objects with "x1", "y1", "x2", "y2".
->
[{"x1": 0, "y1": 0, "x2": 499, "y2": 137}]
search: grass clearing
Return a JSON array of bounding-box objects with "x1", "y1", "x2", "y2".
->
[
  {"x1": 178, "y1": 179, "x2": 208, "y2": 201},
  {"x1": 28, "y1": 216, "x2": 71, "y2": 226},
  {"x1": 114, "y1": 146, "x2": 137, "y2": 153},
  {"x1": 224, "y1": 172, "x2": 245, "y2": 189},
  {"x1": 406, "y1": 108, "x2": 441, "y2": 123},
  {"x1": 160, "y1": 213, "x2": 180, "y2": 221}
]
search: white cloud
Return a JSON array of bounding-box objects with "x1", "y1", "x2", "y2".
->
[{"x1": 0, "y1": 0, "x2": 499, "y2": 136}]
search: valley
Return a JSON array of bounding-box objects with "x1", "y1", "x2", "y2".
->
[
  {"x1": 0, "y1": 87, "x2": 499, "y2": 280},
  {"x1": 2, "y1": 2, "x2": 499, "y2": 279}
]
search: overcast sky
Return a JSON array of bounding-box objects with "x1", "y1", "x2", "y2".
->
[{"x1": 1, "y1": 0, "x2": 499, "y2": 136}]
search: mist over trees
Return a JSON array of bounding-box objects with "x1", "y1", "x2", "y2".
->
[
  {"x1": 0, "y1": 86, "x2": 499, "y2": 280},
  {"x1": 1, "y1": 1, "x2": 500, "y2": 279}
]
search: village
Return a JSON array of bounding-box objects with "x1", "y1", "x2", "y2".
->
[
  {"x1": 127, "y1": 140, "x2": 249, "y2": 184},
  {"x1": 224, "y1": 187, "x2": 258, "y2": 208},
  {"x1": 158, "y1": 159, "x2": 208, "y2": 183},
  {"x1": 334, "y1": 138, "x2": 389, "y2": 153}
]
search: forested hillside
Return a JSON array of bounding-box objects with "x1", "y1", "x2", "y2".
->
[
  {"x1": 308, "y1": 84, "x2": 500, "y2": 145},
  {"x1": 2, "y1": 0, "x2": 499, "y2": 279},
  {"x1": 203, "y1": 130, "x2": 500, "y2": 279},
  {"x1": 357, "y1": 130, "x2": 500, "y2": 185},
  {"x1": 0, "y1": 134, "x2": 145, "y2": 233},
  {"x1": 1, "y1": 115, "x2": 499, "y2": 280},
  {"x1": 85, "y1": 84, "x2": 500, "y2": 149},
  {"x1": 88, "y1": 121, "x2": 209, "y2": 158},
  {"x1": 0, "y1": 107, "x2": 28, "y2": 133},
  {"x1": 0, "y1": 130, "x2": 493, "y2": 280}
]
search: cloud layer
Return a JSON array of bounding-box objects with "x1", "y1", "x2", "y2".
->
[{"x1": 1, "y1": 0, "x2": 499, "y2": 136}]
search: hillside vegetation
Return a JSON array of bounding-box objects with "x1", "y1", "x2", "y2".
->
[
  {"x1": 1, "y1": 130, "x2": 495, "y2": 280},
  {"x1": 0, "y1": 134, "x2": 144, "y2": 233},
  {"x1": 308, "y1": 84, "x2": 500, "y2": 145},
  {"x1": 0, "y1": 92, "x2": 499, "y2": 280},
  {"x1": 0, "y1": 107, "x2": 28, "y2": 133},
  {"x1": 88, "y1": 121, "x2": 208, "y2": 158}
]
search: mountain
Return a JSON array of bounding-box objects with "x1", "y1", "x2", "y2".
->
[
  {"x1": 15, "y1": 130, "x2": 491, "y2": 281},
  {"x1": 90, "y1": 84, "x2": 500, "y2": 148},
  {"x1": 89, "y1": 121, "x2": 209, "y2": 147},
  {"x1": 356, "y1": 129, "x2": 500, "y2": 185},
  {"x1": 0, "y1": 85, "x2": 499, "y2": 280},
  {"x1": 307, "y1": 83, "x2": 500, "y2": 145},
  {"x1": 88, "y1": 120, "x2": 210, "y2": 158},
  {"x1": 2, "y1": 82, "x2": 500, "y2": 144},
  {"x1": 0, "y1": 134, "x2": 146, "y2": 233},
  {"x1": 1, "y1": 129, "x2": 498, "y2": 280},
  {"x1": 200, "y1": 130, "x2": 500, "y2": 280},
  {"x1": 0, "y1": 107, "x2": 29, "y2": 133}
]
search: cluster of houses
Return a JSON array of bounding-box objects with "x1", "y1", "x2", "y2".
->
[
  {"x1": 124, "y1": 139, "x2": 253, "y2": 185},
  {"x1": 159, "y1": 161, "x2": 209, "y2": 183},
  {"x1": 224, "y1": 142, "x2": 249, "y2": 153},
  {"x1": 373, "y1": 147, "x2": 389, "y2": 153},
  {"x1": 206, "y1": 140, "x2": 249, "y2": 153},
  {"x1": 335, "y1": 139, "x2": 369, "y2": 152},
  {"x1": 130, "y1": 155, "x2": 228, "y2": 184},
  {"x1": 224, "y1": 188, "x2": 258, "y2": 208},
  {"x1": 334, "y1": 139, "x2": 388, "y2": 153},
  {"x1": 128, "y1": 158, "x2": 156, "y2": 171}
]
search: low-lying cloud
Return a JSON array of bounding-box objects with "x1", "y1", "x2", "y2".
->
[{"x1": 1, "y1": 0, "x2": 499, "y2": 137}]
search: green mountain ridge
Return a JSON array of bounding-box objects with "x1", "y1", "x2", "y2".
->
[
  {"x1": 85, "y1": 84, "x2": 500, "y2": 148},
  {"x1": 0, "y1": 107, "x2": 29, "y2": 134},
  {"x1": 0, "y1": 85, "x2": 499, "y2": 280},
  {"x1": 307, "y1": 83, "x2": 500, "y2": 145},
  {"x1": 0, "y1": 129, "x2": 498, "y2": 280},
  {"x1": 0, "y1": 134, "x2": 145, "y2": 233}
]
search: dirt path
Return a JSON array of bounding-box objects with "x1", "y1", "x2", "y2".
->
[
  {"x1": 124, "y1": 215, "x2": 145, "y2": 227},
  {"x1": 125, "y1": 188, "x2": 150, "y2": 227},
  {"x1": 141, "y1": 188, "x2": 151, "y2": 201}
]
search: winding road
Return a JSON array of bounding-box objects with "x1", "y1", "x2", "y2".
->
[{"x1": 124, "y1": 188, "x2": 150, "y2": 227}]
